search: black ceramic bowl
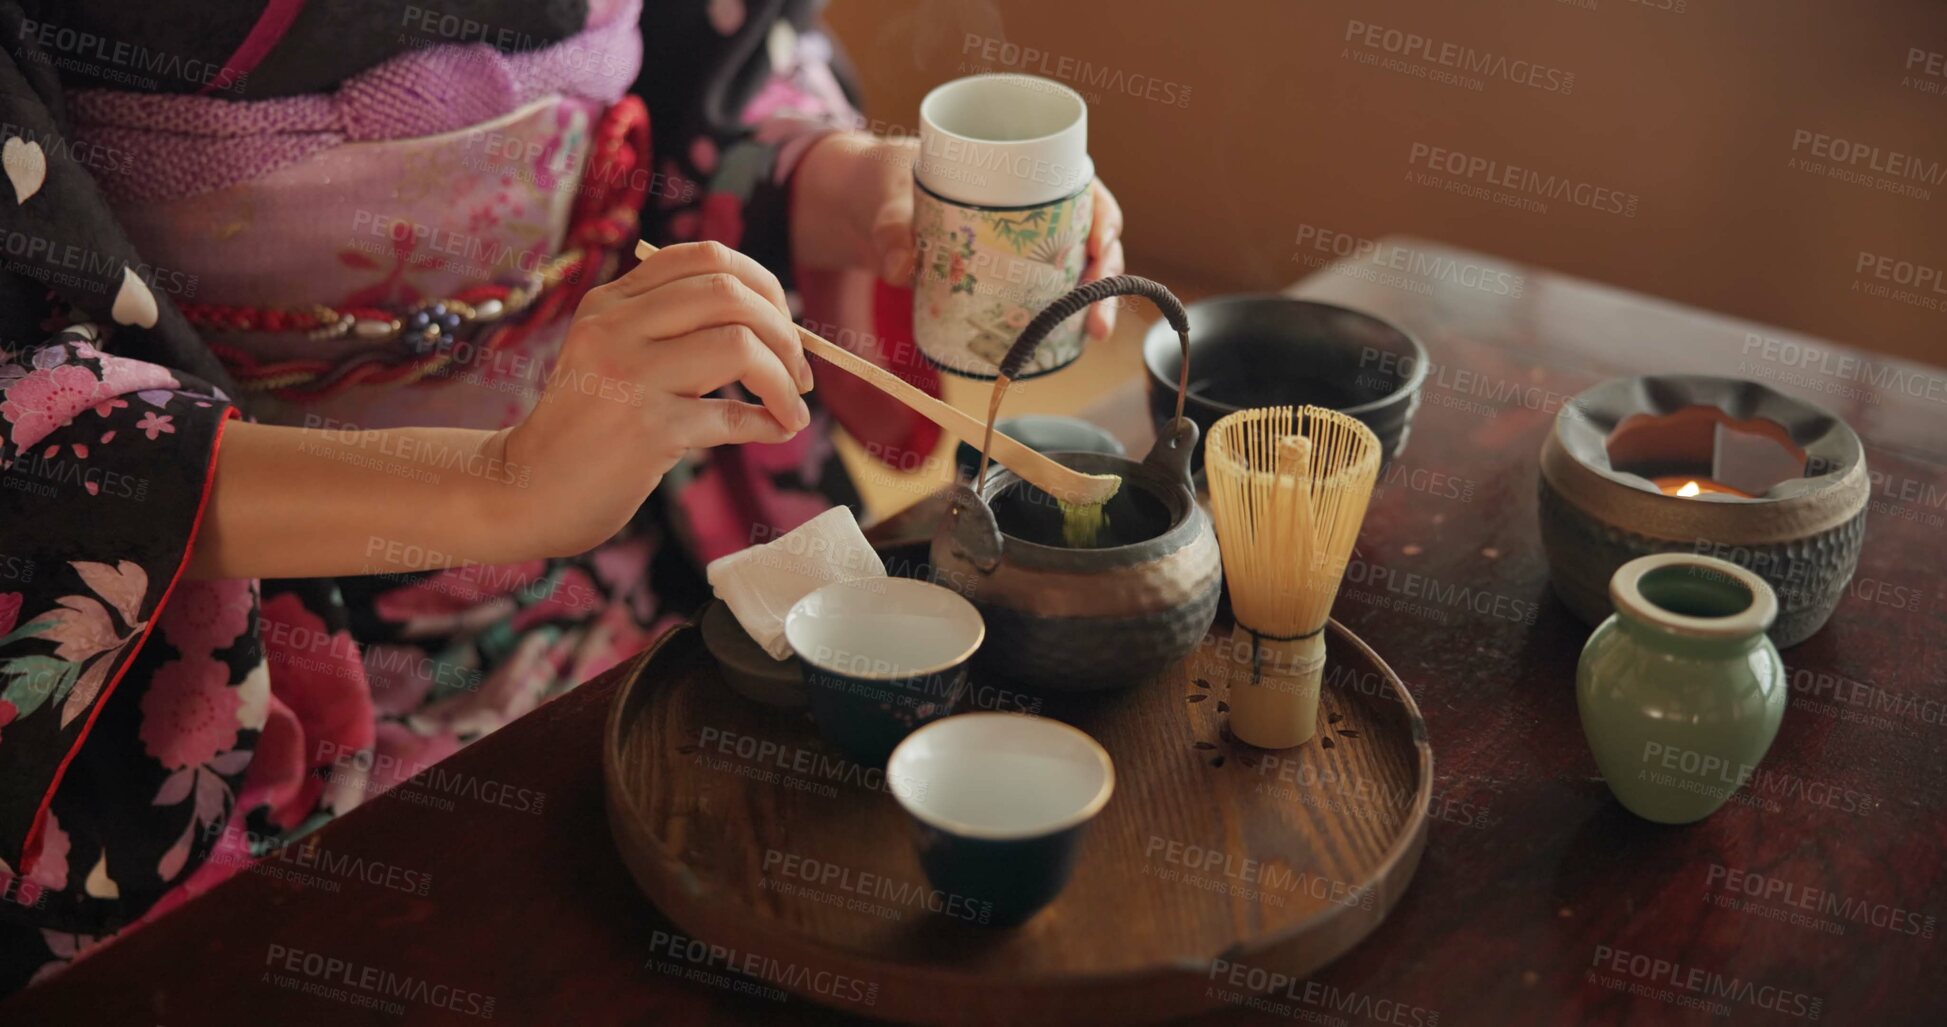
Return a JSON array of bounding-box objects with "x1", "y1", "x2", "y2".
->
[{"x1": 1143, "y1": 295, "x2": 1427, "y2": 467}]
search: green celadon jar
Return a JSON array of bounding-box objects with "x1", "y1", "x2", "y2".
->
[{"x1": 1576, "y1": 553, "x2": 1786, "y2": 824}]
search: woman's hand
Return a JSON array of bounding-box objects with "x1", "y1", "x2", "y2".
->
[
  {"x1": 190, "y1": 242, "x2": 813, "y2": 581},
  {"x1": 496, "y1": 241, "x2": 814, "y2": 556},
  {"x1": 791, "y1": 131, "x2": 1127, "y2": 339}
]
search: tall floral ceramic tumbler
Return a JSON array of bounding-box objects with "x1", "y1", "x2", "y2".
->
[
  {"x1": 1577, "y1": 553, "x2": 1786, "y2": 824},
  {"x1": 912, "y1": 74, "x2": 1094, "y2": 377}
]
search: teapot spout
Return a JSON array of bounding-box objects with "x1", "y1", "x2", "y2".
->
[
  {"x1": 1144, "y1": 416, "x2": 1201, "y2": 493},
  {"x1": 939, "y1": 483, "x2": 1004, "y2": 576}
]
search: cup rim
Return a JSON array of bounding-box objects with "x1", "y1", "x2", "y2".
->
[
  {"x1": 1608, "y1": 552, "x2": 1778, "y2": 640},
  {"x1": 783, "y1": 578, "x2": 986, "y2": 680},
  {"x1": 918, "y1": 73, "x2": 1087, "y2": 147},
  {"x1": 887, "y1": 712, "x2": 1116, "y2": 841}
]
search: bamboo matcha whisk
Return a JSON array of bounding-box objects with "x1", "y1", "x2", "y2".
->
[{"x1": 1206, "y1": 406, "x2": 1382, "y2": 748}]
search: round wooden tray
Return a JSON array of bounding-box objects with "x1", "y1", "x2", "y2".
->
[{"x1": 604, "y1": 618, "x2": 1431, "y2": 1026}]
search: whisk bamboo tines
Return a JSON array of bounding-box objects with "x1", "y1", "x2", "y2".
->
[{"x1": 1206, "y1": 406, "x2": 1382, "y2": 748}]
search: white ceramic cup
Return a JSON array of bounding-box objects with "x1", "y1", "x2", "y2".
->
[
  {"x1": 912, "y1": 74, "x2": 1095, "y2": 378},
  {"x1": 887, "y1": 712, "x2": 1114, "y2": 925},
  {"x1": 783, "y1": 578, "x2": 986, "y2": 764}
]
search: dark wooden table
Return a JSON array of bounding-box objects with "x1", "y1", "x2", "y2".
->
[{"x1": 6, "y1": 240, "x2": 1943, "y2": 1026}]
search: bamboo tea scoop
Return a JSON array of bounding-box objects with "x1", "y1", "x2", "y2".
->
[{"x1": 633, "y1": 241, "x2": 1120, "y2": 505}]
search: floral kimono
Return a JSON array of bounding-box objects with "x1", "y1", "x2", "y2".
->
[{"x1": 0, "y1": 0, "x2": 927, "y2": 992}]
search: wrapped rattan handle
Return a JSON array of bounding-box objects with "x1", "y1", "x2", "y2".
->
[{"x1": 975, "y1": 275, "x2": 1194, "y2": 486}]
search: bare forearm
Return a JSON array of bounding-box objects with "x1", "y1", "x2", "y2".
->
[
  {"x1": 182, "y1": 242, "x2": 818, "y2": 581},
  {"x1": 186, "y1": 420, "x2": 529, "y2": 581}
]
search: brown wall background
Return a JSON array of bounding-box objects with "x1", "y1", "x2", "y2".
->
[{"x1": 826, "y1": 0, "x2": 1947, "y2": 366}]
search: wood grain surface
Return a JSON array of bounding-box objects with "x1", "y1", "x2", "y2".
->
[
  {"x1": 3, "y1": 241, "x2": 1941, "y2": 1027},
  {"x1": 603, "y1": 620, "x2": 1431, "y2": 1025}
]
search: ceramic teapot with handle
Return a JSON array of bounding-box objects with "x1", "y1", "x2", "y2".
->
[{"x1": 930, "y1": 276, "x2": 1222, "y2": 691}]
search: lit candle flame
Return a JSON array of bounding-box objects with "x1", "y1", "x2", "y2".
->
[{"x1": 1676, "y1": 480, "x2": 1702, "y2": 497}]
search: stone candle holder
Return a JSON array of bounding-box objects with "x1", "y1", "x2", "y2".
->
[{"x1": 1538, "y1": 375, "x2": 1868, "y2": 647}]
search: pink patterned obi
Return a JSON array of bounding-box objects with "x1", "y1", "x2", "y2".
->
[{"x1": 70, "y1": 0, "x2": 645, "y2": 430}]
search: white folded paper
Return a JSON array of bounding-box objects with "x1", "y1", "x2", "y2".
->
[{"x1": 705, "y1": 506, "x2": 888, "y2": 660}]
